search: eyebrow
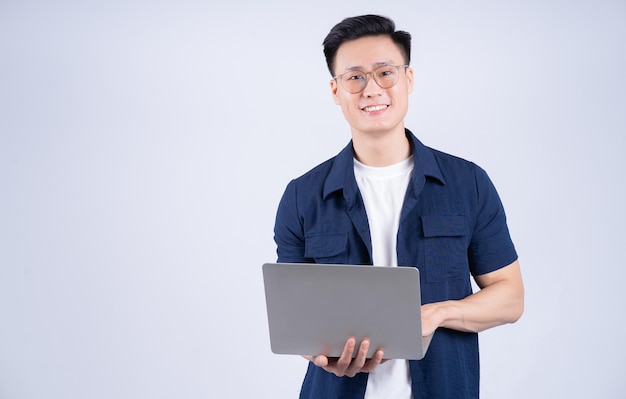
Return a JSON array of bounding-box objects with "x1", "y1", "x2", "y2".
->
[{"x1": 343, "y1": 61, "x2": 395, "y2": 72}]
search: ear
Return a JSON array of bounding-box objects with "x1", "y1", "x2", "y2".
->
[
  {"x1": 330, "y1": 79, "x2": 341, "y2": 105},
  {"x1": 406, "y1": 67, "x2": 415, "y2": 94}
]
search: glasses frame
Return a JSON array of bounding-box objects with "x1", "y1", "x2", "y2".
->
[{"x1": 332, "y1": 64, "x2": 409, "y2": 94}]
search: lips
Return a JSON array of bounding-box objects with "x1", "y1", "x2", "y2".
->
[{"x1": 361, "y1": 104, "x2": 389, "y2": 112}]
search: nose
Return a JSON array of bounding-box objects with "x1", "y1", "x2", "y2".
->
[{"x1": 362, "y1": 72, "x2": 383, "y2": 96}]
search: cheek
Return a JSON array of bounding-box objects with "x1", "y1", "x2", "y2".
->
[
  {"x1": 336, "y1": 94, "x2": 358, "y2": 111},
  {"x1": 393, "y1": 87, "x2": 411, "y2": 106},
  {"x1": 343, "y1": 101, "x2": 362, "y2": 116},
  {"x1": 339, "y1": 102, "x2": 353, "y2": 117}
]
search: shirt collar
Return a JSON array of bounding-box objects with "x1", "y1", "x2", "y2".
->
[{"x1": 322, "y1": 129, "x2": 445, "y2": 202}]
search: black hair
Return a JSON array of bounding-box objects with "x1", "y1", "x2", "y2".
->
[{"x1": 323, "y1": 14, "x2": 412, "y2": 76}]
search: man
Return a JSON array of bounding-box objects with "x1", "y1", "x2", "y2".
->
[{"x1": 273, "y1": 14, "x2": 524, "y2": 399}]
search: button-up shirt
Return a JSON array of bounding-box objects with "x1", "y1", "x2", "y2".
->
[{"x1": 273, "y1": 129, "x2": 518, "y2": 399}]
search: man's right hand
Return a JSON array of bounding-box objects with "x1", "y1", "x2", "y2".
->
[{"x1": 302, "y1": 337, "x2": 385, "y2": 378}]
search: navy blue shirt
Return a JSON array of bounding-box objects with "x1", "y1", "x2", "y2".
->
[{"x1": 273, "y1": 129, "x2": 518, "y2": 399}]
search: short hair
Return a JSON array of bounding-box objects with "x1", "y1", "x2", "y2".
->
[{"x1": 323, "y1": 15, "x2": 412, "y2": 76}]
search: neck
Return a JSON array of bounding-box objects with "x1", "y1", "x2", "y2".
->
[{"x1": 351, "y1": 127, "x2": 412, "y2": 167}]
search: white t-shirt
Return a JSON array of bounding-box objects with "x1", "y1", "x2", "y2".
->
[{"x1": 354, "y1": 156, "x2": 414, "y2": 399}]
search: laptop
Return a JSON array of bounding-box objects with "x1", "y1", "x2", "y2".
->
[{"x1": 262, "y1": 262, "x2": 433, "y2": 360}]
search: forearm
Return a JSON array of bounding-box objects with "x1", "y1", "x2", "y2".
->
[
  {"x1": 422, "y1": 261, "x2": 524, "y2": 334},
  {"x1": 433, "y1": 282, "x2": 523, "y2": 333}
]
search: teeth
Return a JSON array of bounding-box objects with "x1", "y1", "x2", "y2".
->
[{"x1": 363, "y1": 105, "x2": 387, "y2": 112}]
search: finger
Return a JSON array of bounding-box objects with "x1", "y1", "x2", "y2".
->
[
  {"x1": 302, "y1": 354, "x2": 329, "y2": 368},
  {"x1": 313, "y1": 355, "x2": 329, "y2": 368},
  {"x1": 345, "y1": 339, "x2": 370, "y2": 377},
  {"x1": 360, "y1": 349, "x2": 385, "y2": 373},
  {"x1": 354, "y1": 339, "x2": 370, "y2": 367},
  {"x1": 334, "y1": 338, "x2": 356, "y2": 376}
]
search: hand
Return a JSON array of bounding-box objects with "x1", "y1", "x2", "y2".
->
[
  {"x1": 421, "y1": 302, "x2": 445, "y2": 337},
  {"x1": 303, "y1": 337, "x2": 385, "y2": 378}
]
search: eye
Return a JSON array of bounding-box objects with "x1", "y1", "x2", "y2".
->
[
  {"x1": 344, "y1": 72, "x2": 366, "y2": 81},
  {"x1": 377, "y1": 68, "x2": 396, "y2": 78}
]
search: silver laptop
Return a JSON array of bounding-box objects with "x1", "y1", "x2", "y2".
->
[{"x1": 262, "y1": 262, "x2": 433, "y2": 360}]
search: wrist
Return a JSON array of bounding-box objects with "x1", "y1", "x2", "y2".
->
[{"x1": 437, "y1": 300, "x2": 462, "y2": 330}]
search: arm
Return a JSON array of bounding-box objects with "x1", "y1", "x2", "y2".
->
[{"x1": 421, "y1": 260, "x2": 524, "y2": 336}]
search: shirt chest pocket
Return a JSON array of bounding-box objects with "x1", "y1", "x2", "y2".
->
[
  {"x1": 304, "y1": 233, "x2": 348, "y2": 264},
  {"x1": 421, "y1": 215, "x2": 469, "y2": 282}
]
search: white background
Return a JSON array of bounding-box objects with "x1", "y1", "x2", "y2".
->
[{"x1": 1, "y1": 1, "x2": 625, "y2": 398}]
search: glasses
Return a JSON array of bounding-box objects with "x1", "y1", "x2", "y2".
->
[{"x1": 333, "y1": 65, "x2": 408, "y2": 94}]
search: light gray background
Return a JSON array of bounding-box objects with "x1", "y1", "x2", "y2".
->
[{"x1": 1, "y1": 1, "x2": 624, "y2": 398}]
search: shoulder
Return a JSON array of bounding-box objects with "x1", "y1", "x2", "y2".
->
[
  {"x1": 416, "y1": 144, "x2": 501, "y2": 213},
  {"x1": 278, "y1": 152, "x2": 342, "y2": 214},
  {"x1": 280, "y1": 157, "x2": 336, "y2": 206},
  {"x1": 429, "y1": 147, "x2": 479, "y2": 172},
  {"x1": 290, "y1": 156, "x2": 336, "y2": 187},
  {"x1": 426, "y1": 146, "x2": 488, "y2": 187},
  {"x1": 286, "y1": 141, "x2": 353, "y2": 197},
  {"x1": 407, "y1": 130, "x2": 484, "y2": 186}
]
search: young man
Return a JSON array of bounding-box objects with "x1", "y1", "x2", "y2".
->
[{"x1": 273, "y1": 15, "x2": 524, "y2": 399}]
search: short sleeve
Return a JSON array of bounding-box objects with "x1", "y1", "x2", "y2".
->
[
  {"x1": 468, "y1": 165, "x2": 518, "y2": 276},
  {"x1": 273, "y1": 180, "x2": 310, "y2": 263}
]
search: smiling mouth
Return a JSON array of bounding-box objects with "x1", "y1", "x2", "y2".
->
[{"x1": 361, "y1": 104, "x2": 388, "y2": 112}]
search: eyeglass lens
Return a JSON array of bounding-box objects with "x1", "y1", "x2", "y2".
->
[{"x1": 340, "y1": 65, "x2": 401, "y2": 93}]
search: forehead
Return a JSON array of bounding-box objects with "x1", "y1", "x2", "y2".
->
[{"x1": 334, "y1": 35, "x2": 404, "y2": 72}]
